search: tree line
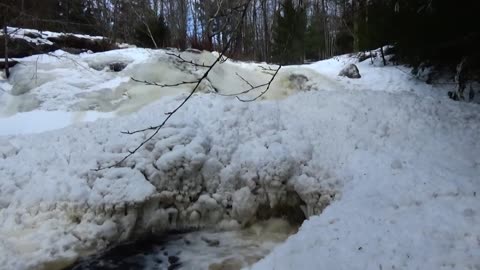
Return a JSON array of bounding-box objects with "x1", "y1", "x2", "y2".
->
[{"x1": 1, "y1": 0, "x2": 478, "y2": 68}]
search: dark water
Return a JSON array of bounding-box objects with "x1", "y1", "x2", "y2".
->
[
  {"x1": 67, "y1": 219, "x2": 297, "y2": 270},
  {"x1": 67, "y1": 233, "x2": 185, "y2": 270}
]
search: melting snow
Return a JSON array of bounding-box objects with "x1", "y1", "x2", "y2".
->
[{"x1": 0, "y1": 47, "x2": 479, "y2": 270}]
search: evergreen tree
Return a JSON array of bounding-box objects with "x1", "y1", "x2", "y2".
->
[
  {"x1": 134, "y1": 15, "x2": 170, "y2": 48},
  {"x1": 305, "y1": 9, "x2": 325, "y2": 61},
  {"x1": 57, "y1": 0, "x2": 97, "y2": 34},
  {"x1": 271, "y1": 0, "x2": 306, "y2": 65}
]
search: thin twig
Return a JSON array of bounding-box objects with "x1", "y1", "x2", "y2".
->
[
  {"x1": 166, "y1": 52, "x2": 210, "y2": 68},
  {"x1": 259, "y1": 65, "x2": 278, "y2": 72},
  {"x1": 215, "y1": 65, "x2": 281, "y2": 98},
  {"x1": 237, "y1": 65, "x2": 282, "y2": 102},
  {"x1": 131, "y1": 77, "x2": 198, "y2": 88},
  {"x1": 235, "y1": 72, "x2": 254, "y2": 88},
  {"x1": 95, "y1": 0, "x2": 253, "y2": 171}
]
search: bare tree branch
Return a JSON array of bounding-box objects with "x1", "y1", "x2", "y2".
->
[
  {"x1": 129, "y1": 2, "x2": 158, "y2": 49},
  {"x1": 95, "y1": 0, "x2": 255, "y2": 171},
  {"x1": 237, "y1": 64, "x2": 281, "y2": 102},
  {"x1": 235, "y1": 72, "x2": 254, "y2": 88},
  {"x1": 166, "y1": 52, "x2": 210, "y2": 68},
  {"x1": 131, "y1": 77, "x2": 198, "y2": 88},
  {"x1": 215, "y1": 65, "x2": 281, "y2": 101}
]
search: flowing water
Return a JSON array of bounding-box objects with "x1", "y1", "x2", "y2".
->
[{"x1": 68, "y1": 218, "x2": 298, "y2": 270}]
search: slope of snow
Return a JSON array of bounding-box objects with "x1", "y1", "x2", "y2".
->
[
  {"x1": 308, "y1": 52, "x2": 453, "y2": 98},
  {"x1": 0, "y1": 47, "x2": 479, "y2": 270},
  {"x1": 0, "y1": 110, "x2": 113, "y2": 136},
  {"x1": 0, "y1": 48, "x2": 335, "y2": 134},
  {"x1": 252, "y1": 93, "x2": 480, "y2": 270}
]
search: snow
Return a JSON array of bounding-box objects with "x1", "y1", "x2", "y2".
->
[
  {"x1": 1, "y1": 27, "x2": 106, "y2": 46},
  {"x1": 0, "y1": 110, "x2": 113, "y2": 136},
  {"x1": 308, "y1": 50, "x2": 454, "y2": 98},
  {"x1": 252, "y1": 91, "x2": 480, "y2": 270},
  {"x1": 0, "y1": 43, "x2": 479, "y2": 270}
]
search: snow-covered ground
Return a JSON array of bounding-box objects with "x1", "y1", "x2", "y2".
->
[
  {"x1": 0, "y1": 47, "x2": 479, "y2": 270},
  {"x1": 2, "y1": 27, "x2": 107, "y2": 46}
]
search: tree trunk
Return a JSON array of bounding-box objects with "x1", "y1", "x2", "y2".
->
[
  {"x1": 112, "y1": 0, "x2": 118, "y2": 43},
  {"x1": 253, "y1": 0, "x2": 258, "y2": 60},
  {"x1": 261, "y1": 0, "x2": 270, "y2": 61},
  {"x1": 153, "y1": 0, "x2": 159, "y2": 15},
  {"x1": 322, "y1": 0, "x2": 329, "y2": 58},
  {"x1": 380, "y1": 45, "x2": 387, "y2": 66},
  {"x1": 353, "y1": 0, "x2": 360, "y2": 52},
  {"x1": 2, "y1": 4, "x2": 10, "y2": 78},
  {"x1": 160, "y1": 0, "x2": 164, "y2": 17},
  {"x1": 3, "y1": 23, "x2": 10, "y2": 78}
]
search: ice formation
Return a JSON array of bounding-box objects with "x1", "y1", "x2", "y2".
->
[{"x1": 0, "y1": 46, "x2": 478, "y2": 270}]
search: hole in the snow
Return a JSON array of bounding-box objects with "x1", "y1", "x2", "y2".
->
[
  {"x1": 65, "y1": 186, "x2": 335, "y2": 270},
  {"x1": 255, "y1": 190, "x2": 307, "y2": 225},
  {"x1": 66, "y1": 218, "x2": 300, "y2": 270}
]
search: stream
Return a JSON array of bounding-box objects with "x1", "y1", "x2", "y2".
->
[{"x1": 68, "y1": 218, "x2": 298, "y2": 270}]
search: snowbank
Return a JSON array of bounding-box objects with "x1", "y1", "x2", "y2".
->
[
  {"x1": 252, "y1": 91, "x2": 480, "y2": 270},
  {"x1": 0, "y1": 48, "x2": 336, "y2": 134},
  {"x1": 1, "y1": 88, "x2": 479, "y2": 269},
  {"x1": 0, "y1": 92, "x2": 337, "y2": 269},
  {"x1": 0, "y1": 47, "x2": 479, "y2": 270}
]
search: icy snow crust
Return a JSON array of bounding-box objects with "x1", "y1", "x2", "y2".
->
[
  {"x1": 0, "y1": 48, "x2": 328, "y2": 135},
  {"x1": 0, "y1": 48, "x2": 479, "y2": 270},
  {"x1": 2, "y1": 27, "x2": 106, "y2": 46}
]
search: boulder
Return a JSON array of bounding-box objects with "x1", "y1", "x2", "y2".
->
[
  {"x1": 0, "y1": 32, "x2": 117, "y2": 59},
  {"x1": 89, "y1": 62, "x2": 128, "y2": 72},
  {"x1": 357, "y1": 51, "x2": 375, "y2": 62},
  {"x1": 61, "y1": 47, "x2": 88, "y2": 55},
  {"x1": 288, "y1": 74, "x2": 311, "y2": 91},
  {"x1": 339, "y1": 63, "x2": 361, "y2": 79},
  {"x1": 0, "y1": 37, "x2": 57, "y2": 58},
  {"x1": 47, "y1": 35, "x2": 116, "y2": 53},
  {"x1": 109, "y1": 62, "x2": 127, "y2": 72}
]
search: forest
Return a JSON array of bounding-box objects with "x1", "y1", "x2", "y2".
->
[
  {"x1": 1, "y1": 1, "x2": 479, "y2": 270},
  {"x1": 1, "y1": 0, "x2": 478, "y2": 69}
]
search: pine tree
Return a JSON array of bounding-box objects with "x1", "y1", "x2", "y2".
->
[
  {"x1": 305, "y1": 5, "x2": 325, "y2": 61},
  {"x1": 134, "y1": 15, "x2": 170, "y2": 48},
  {"x1": 271, "y1": 0, "x2": 307, "y2": 65}
]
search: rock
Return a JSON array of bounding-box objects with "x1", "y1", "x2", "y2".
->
[
  {"x1": 62, "y1": 47, "x2": 87, "y2": 55},
  {"x1": 0, "y1": 33, "x2": 117, "y2": 59},
  {"x1": 168, "y1": 263, "x2": 182, "y2": 270},
  {"x1": 0, "y1": 37, "x2": 57, "y2": 58},
  {"x1": 168, "y1": 255, "x2": 180, "y2": 264},
  {"x1": 339, "y1": 64, "x2": 361, "y2": 79},
  {"x1": 47, "y1": 35, "x2": 116, "y2": 53},
  {"x1": 201, "y1": 236, "x2": 220, "y2": 247},
  {"x1": 288, "y1": 74, "x2": 310, "y2": 90},
  {"x1": 23, "y1": 32, "x2": 42, "y2": 39},
  {"x1": 357, "y1": 52, "x2": 374, "y2": 62},
  {"x1": 88, "y1": 62, "x2": 128, "y2": 72},
  {"x1": 109, "y1": 62, "x2": 127, "y2": 72}
]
